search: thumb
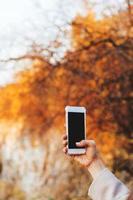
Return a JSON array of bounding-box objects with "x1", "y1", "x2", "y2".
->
[
  {"x1": 76, "y1": 140, "x2": 88, "y2": 147},
  {"x1": 76, "y1": 140, "x2": 96, "y2": 147}
]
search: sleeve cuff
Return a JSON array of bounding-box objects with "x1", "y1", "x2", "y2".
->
[{"x1": 88, "y1": 168, "x2": 129, "y2": 200}]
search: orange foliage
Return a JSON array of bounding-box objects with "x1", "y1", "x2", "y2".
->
[
  {"x1": 0, "y1": 6, "x2": 132, "y2": 200},
  {"x1": 0, "y1": 9, "x2": 133, "y2": 139},
  {"x1": 0, "y1": 6, "x2": 132, "y2": 148}
]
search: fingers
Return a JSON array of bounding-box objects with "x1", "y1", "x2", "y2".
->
[
  {"x1": 62, "y1": 134, "x2": 68, "y2": 154},
  {"x1": 63, "y1": 147, "x2": 67, "y2": 154},
  {"x1": 76, "y1": 140, "x2": 96, "y2": 148},
  {"x1": 63, "y1": 140, "x2": 68, "y2": 147},
  {"x1": 62, "y1": 134, "x2": 68, "y2": 147}
]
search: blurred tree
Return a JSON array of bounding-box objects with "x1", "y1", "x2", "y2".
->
[
  {"x1": 0, "y1": 4, "x2": 133, "y2": 137},
  {"x1": 0, "y1": 3, "x2": 132, "y2": 199}
]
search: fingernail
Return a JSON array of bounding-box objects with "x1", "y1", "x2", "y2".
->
[{"x1": 76, "y1": 142, "x2": 80, "y2": 144}]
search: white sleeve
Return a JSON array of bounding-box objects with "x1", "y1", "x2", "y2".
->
[{"x1": 88, "y1": 168, "x2": 129, "y2": 200}]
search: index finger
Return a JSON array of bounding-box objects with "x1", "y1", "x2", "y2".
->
[{"x1": 62, "y1": 134, "x2": 67, "y2": 140}]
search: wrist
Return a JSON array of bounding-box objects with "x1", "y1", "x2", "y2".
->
[{"x1": 87, "y1": 156, "x2": 106, "y2": 180}]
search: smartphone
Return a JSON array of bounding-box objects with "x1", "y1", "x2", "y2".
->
[{"x1": 65, "y1": 106, "x2": 86, "y2": 154}]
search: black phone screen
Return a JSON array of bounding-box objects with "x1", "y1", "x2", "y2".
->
[{"x1": 68, "y1": 112, "x2": 85, "y2": 149}]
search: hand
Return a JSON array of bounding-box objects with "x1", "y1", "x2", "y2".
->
[
  {"x1": 62, "y1": 134, "x2": 98, "y2": 167},
  {"x1": 62, "y1": 134, "x2": 106, "y2": 179}
]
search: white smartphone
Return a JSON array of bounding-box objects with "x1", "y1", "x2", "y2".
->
[{"x1": 65, "y1": 106, "x2": 86, "y2": 155}]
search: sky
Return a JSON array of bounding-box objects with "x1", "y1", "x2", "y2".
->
[{"x1": 0, "y1": 0, "x2": 126, "y2": 86}]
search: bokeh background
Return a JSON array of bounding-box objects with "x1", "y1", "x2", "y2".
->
[{"x1": 0, "y1": 0, "x2": 133, "y2": 199}]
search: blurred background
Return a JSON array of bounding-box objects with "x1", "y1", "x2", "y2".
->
[{"x1": 0, "y1": 0, "x2": 133, "y2": 199}]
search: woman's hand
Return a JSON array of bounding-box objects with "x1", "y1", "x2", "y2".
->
[
  {"x1": 62, "y1": 134, "x2": 105, "y2": 179},
  {"x1": 62, "y1": 134, "x2": 97, "y2": 167}
]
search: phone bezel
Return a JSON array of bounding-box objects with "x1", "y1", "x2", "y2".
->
[{"x1": 65, "y1": 106, "x2": 86, "y2": 155}]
